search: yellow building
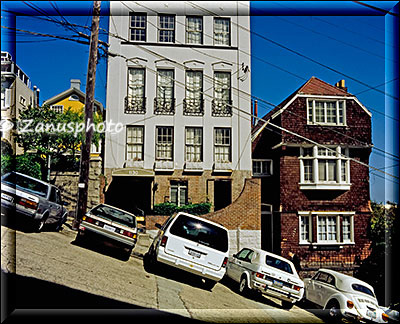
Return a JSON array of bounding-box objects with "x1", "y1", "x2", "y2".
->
[{"x1": 43, "y1": 79, "x2": 104, "y2": 156}]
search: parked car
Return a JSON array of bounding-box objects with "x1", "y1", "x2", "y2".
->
[
  {"x1": 303, "y1": 269, "x2": 389, "y2": 323},
  {"x1": 76, "y1": 204, "x2": 138, "y2": 259},
  {"x1": 145, "y1": 212, "x2": 229, "y2": 290},
  {"x1": 1, "y1": 171, "x2": 68, "y2": 231},
  {"x1": 225, "y1": 248, "x2": 304, "y2": 308}
]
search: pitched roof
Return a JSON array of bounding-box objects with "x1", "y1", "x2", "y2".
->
[
  {"x1": 43, "y1": 87, "x2": 104, "y2": 111},
  {"x1": 298, "y1": 76, "x2": 352, "y2": 97},
  {"x1": 251, "y1": 76, "x2": 370, "y2": 140}
]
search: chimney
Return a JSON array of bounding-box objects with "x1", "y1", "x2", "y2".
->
[
  {"x1": 335, "y1": 79, "x2": 347, "y2": 92},
  {"x1": 70, "y1": 79, "x2": 81, "y2": 90}
]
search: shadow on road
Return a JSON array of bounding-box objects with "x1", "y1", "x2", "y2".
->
[
  {"x1": 70, "y1": 234, "x2": 130, "y2": 262},
  {"x1": 219, "y1": 276, "x2": 283, "y2": 309},
  {"x1": 142, "y1": 253, "x2": 215, "y2": 291},
  {"x1": 1, "y1": 270, "x2": 204, "y2": 324}
]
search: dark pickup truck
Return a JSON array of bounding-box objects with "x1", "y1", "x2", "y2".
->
[{"x1": 1, "y1": 171, "x2": 68, "y2": 231}]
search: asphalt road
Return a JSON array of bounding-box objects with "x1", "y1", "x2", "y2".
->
[{"x1": 1, "y1": 217, "x2": 324, "y2": 323}]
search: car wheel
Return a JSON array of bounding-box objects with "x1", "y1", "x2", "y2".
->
[
  {"x1": 325, "y1": 300, "x2": 342, "y2": 323},
  {"x1": 36, "y1": 215, "x2": 48, "y2": 232},
  {"x1": 239, "y1": 276, "x2": 250, "y2": 296},
  {"x1": 203, "y1": 278, "x2": 216, "y2": 291},
  {"x1": 282, "y1": 300, "x2": 294, "y2": 310}
]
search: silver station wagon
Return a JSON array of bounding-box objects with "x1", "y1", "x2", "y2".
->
[
  {"x1": 304, "y1": 269, "x2": 389, "y2": 323},
  {"x1": 226, "y1": 248, "x2": 304, "y2": 309},
  {"x1": 76, "y1": 204, "x2": 138, "y2": 260}
]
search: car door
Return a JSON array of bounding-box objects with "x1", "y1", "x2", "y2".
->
[
  {"x1": 230, "y1": 248, "x2": 252, "y2": 281},
  {"x1": 306, "y1": 272, "x2": 321, "y2": 304},
  {"x1": 319, "y1": 274, "x2": 337, "y2": 307},
  {"x1": 48, "y1": 187, "x2": 62, "y2": 220},
  {"x1": 313, "y1": 272, "x2": 333, "y2": 307}
]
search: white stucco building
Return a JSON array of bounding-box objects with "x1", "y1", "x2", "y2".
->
[{"x1": 105, "y1": 1, "x2": 253, "y2": 218}]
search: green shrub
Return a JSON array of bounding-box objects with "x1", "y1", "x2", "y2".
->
[
  {"x1": 1, "y1": 153, "x2": 41, "y2": 180},
  {"x1": 153, "y1": 202, "x2": 212, "y2": 216}
]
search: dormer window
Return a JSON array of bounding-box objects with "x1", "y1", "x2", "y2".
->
[
  {"x1": 69, "y1": 94, "x2": 80, "y2": 101},
  {"x1": 307, "y1": 99, "x2": 346, "y2": 126}
]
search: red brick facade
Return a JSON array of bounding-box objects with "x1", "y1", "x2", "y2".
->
[
  {"x1": 252, "y1": 77, "x2": 372, "y2": 274},
  {"x1": 146, "y1": 178, "x2": 261, "y2": 231}
]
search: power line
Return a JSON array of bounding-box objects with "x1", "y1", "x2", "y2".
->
[
  {"x1": 186, "y1": 1, "x2": 399, "y2": 101},
  {"x1": 106, "y1": 37, "x2": 399, "y2": 180},
  {"x1": 119, "y1": 2, "x2": 398, "y2": 162}
]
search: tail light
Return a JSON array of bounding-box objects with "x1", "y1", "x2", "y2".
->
[
  {"x1": 382, "y1": 313, "x2": 389, "y2": 322},
  {"x1": 82, "y1": 215, "x2": 94, "y2": 224},
  {"x1": 18, "y1": 198, "x2": 38, "y2": 210},
  {"x1": 160, "y1": 235, "x2": 168, "y2": 247},
  {"x1": 122, "y1": 230, "x2": 137, "y2": 239},
  {"x1": 293, "y1": 285, "x2": 301, "y2": 291},
  {"x1": 256, "y1": 272, "x2": 265, "y2": 279},
  {"x1": 221, "y1": 257, "x2": 228, "y2": 268},
  {"x1": 347, "y1": 300, "x2": 354, "y2": 309}
]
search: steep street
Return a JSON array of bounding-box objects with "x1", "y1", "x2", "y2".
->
[{"x1": 1, "y1": 220, "x2": 323, "y2": 323}]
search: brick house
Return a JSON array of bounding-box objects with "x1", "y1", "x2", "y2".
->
[{"x1": 252, "y1": 77, "x2": 372, "y2": 273}]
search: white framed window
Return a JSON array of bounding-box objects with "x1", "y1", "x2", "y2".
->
[
  {"x1": 50, "y1": 105, "x2": 64, "y2": 114},
  {"x1": 214, "y1": 17, "x2": 230, "y2": 45},
  {"x1": 156, "y1": 126, "x2": 173, "y2": 160},
  {"x1": 19, "y1": 96, "x2": 26, "y2": 106},
  {"x1": 317, "y1": 215, "x2": 339, "y2": 243},
  {"x1": 159, "y1": 14, "x2": 175, "y2": 43},
  {"x1": 214, "y1": 128, "x2": 231, "y2": 163},
  {"x1": 185, "y1": 127, "x2": 203, "y2": 162},
  {"x1": 252, "y1": 159, "x2": 273, "y2": 177},
  {"x1": 342, "y1": 215, "x2": 354, "y2": 243},
  {"x1": 126, "y1": 126, "x2": 144, "y2": 161},
  {"x1": 299, "y1": 145, "x2": 350, "y2": 190},
  {"x1": 130, "y1": 12, "x2": 146, "y2": 42},
  {"x1": 170, "y1": 181, "x2": 188, "y2": 206},
  {"x1": 186, "y1": 16, "x2": 203, "y2": 44},
  {"x1": 307, "y1": 99, "x2": 346, "y2": 126},
  {"x1": 299, "y1": 214, "x2": 312, "y2": 243},
  {"x1": 298, "y1": 211, "x2": 355, "y2": 245}
]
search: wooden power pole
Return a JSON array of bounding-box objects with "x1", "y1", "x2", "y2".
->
[{"x1": 74, "y1": 1, "x2": 101, "y2": 229}]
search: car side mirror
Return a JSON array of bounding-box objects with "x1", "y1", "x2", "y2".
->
[
  {"x1": 232, "y1": 253, "x2": 237, "y2": 258},
  {"x1": 155, "y1": 223, "x2": 162, "y2": 229}
]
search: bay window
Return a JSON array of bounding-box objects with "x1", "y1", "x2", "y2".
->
[{"x1": 299, "y1": 145, "x2": 350, "y2": 190}]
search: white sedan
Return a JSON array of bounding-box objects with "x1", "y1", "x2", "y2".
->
[
  {"x1": 303, "y1": 269, "x2": 389, "y2": 323},
  {"x1": 226, "y1": 248, "x2": 304, "y2": 309}
]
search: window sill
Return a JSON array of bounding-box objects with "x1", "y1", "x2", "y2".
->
[
  {"x1": 154, "y1": 161, "x2": 174, "y2": 172},
  {"x1": 299, "y1": 183, "x2": 351, "y2": 190},
  {"x1": 213, "y1": 162, "x2": 232, "y2": 172},
  {"x1": 184, "y1": 162, "x2": 203, "y2": 172}
]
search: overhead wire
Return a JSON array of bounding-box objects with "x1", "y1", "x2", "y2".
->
[
  {"x1": 118, "y1": 1, "x2": 399, "y2": 162},
  {"x1": 186, "y1": 1, "x2": 399, "y2": 101}
]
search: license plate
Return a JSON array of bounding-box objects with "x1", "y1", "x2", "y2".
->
[
  {"x1": 273, "y1": 280, "x2": 283, "y2": 287},
  {"x1": 366, "y1": 310, "x2": 376, "y2": 319},
  {"x1": 188, "y1": 249, "x2": 201, "y2": 258},
  {"x1": 103, "y1": 224, "x2": 115, "y2": 232},
  {"x1": 1, "y1": 193, "x2": 13, "y2": 203}
]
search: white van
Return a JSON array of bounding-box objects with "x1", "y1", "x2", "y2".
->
[{"x1": 145, "y1": 212, "x2": 229, "y2": 289}]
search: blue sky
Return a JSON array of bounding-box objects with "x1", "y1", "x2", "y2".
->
[{"x1": 1, "y1": 1, "x2": 399, "y2": 204}]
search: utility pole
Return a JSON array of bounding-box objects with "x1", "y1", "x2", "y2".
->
[{"x1": 74, "y1": 1, "x2": 101, "y2": 229}]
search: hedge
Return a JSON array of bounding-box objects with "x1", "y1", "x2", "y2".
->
[{"x1": 153, "y1": 202, "x2": 212, "y2": 216}]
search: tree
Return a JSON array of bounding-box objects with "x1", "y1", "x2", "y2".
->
[
  {"x1": 355, "y1": 202, "x2": 399, "y2": 305},
  {"x1": 15, "y1": 104, "x2": 103, "y2": 181}
]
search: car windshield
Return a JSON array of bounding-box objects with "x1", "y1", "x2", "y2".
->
[
  {"x1": 2, "y1": 172, "x2": 48, "y2": 198},
  {"x1": 90, "y1": 205, "x2": 136, "y2": 228},
  {"x1": 265, "y1": 255, "x2": 293, "y2": 274},
  {"x1": 352, "y1": 284, "x2": 375, "y2": 298},
  {"x1": 169, "y1": 214, "x2": 228, "y2": 252}
]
